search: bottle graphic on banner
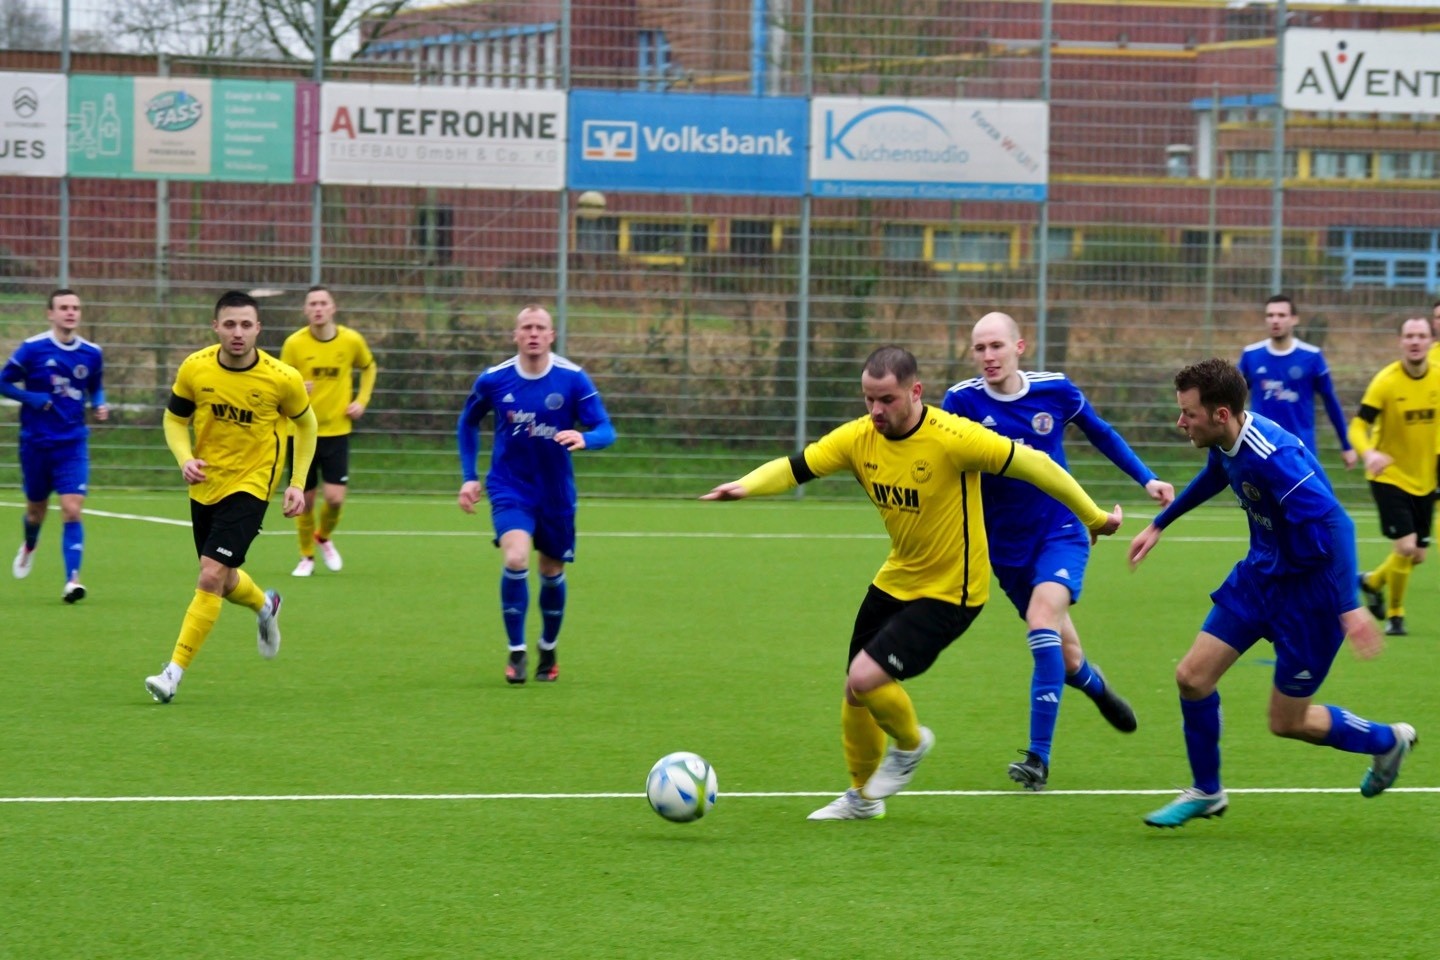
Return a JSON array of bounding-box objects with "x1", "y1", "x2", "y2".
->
[
  {"x1": 98, "y1": 94, "x2": 122, "y2": 157},
  {"x1": 76, "y1": 101, "x2": 98, "y2": 159}
]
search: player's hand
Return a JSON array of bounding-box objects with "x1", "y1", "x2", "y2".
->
[
  {"x1": 554, "y1": 430, "x2": 586, "y2": 450},
  {"x1": 181, "y1": 459, "x2": 207, "y2": 484},
  {"x1": 458, "y1": 480, "x2": 484, "y2": 514},
  {"x1": 1362, "y1": 449, "x2": 1393, "y2": 476},
  {"x1": 1127, "y1": 523, "x2": 1162, "y2": 569},
  {"x1": 1089, "y1": 504, "x2": 1122, "y2": 544},
  {"x1": 281, "y1": 484, "x2": 306, "y2": 518},
  {"x1": 700, "y1": 481, "x2": 749, "y2": 501},
  {"x1": 345, "y1": 401, "x2": 366, "y2": 420},
  {"x1": 1341, "y1": 449, "x2": 1358, "y2": 470},
  {"x1": 1341, "y1": 607, "x2": 1383, "y2": 660},
  {"x1": 94, "y1": 404, "x2": 110, "y2": 422},
  {"x1": 1145, "y1": 479, "x2": 1175, "y2": 507}
]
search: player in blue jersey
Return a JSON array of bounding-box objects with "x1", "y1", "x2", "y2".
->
[
  {"x1": 944, "y1": 312, "x2": 1173, "y2": 790},
  {"x1": 0, "y1": 289, "x2": 108, "y2": 602},
  {"x1": 1238, "y1": 295, "x2": 1356, "y2": 470},
  {"x1": 1130, "y1": 358, "x2": 1416, "y2": 829},
  {"x1": 457, "y1": 304, "x2": 616, "y2": 684}
]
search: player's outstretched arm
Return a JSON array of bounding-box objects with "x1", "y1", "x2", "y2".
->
[
  {"x1": 700, "y1": 481, "x2": 749, "y2": 501},
  {"x1": 1091, "y1": 504, "x2": 1123, "y2": 544},
  {"x1": 1128, "y1": 523, "x2": 1163, "y2": 569},
  {"x1": 1145, "y1": 479, "x2": 1175, "y2": 506}
]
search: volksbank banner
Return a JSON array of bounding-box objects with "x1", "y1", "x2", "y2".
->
[
  {"x1": 321, "y1": 83, "x2": 565, "y2": 188},
  {"x1": 810, "y1": 97, "x2": 1048, "y2": 201},
  {"x1": 1284, "y1": 29, "x2": 1440, "y2": 115},
  {"x1": 568, "y1": 90, "x2": 806, "y2": 196},
  {"x1": 0, "y1": 72, "x2": 66, "y2": 177}
]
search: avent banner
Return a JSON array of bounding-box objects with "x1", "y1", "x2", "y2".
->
[
  {"x1": 321, "y1": 84, "x2": 566, "y2": 188},
  {"x1": 67, "y1": 76, "x2": 317, "y2": 182},
  {"x1": 568, "y1": 90, "x2": 807, "y2": 196},
  {"x1": 0, "y1": 72, "x2": 67, "y2": 177},
  {"x1": 1284, "y1": 29, "x2": 1440, "y2": 115},
  {"x1": 810, "y1": 97, "x2": 1048, "y2": 201}
]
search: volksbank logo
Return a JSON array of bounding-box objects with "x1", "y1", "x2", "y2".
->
[
  {"x1": 1292, "y1": 36, "x2": 1440, "y2": 104},
  {"x1": 582, "y1": 118, "x2": 794, "y2": 162}
]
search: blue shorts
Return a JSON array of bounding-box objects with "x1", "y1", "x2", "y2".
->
[
  {"x1": 491, "y1": 499, "x2": 576, "y2": 563},
  {"x1": 19, "y1": 438, "x2": 89, "y2": 501},
  {"x1": 992, "y1": 523, "x2": 1090, "y2": 617},
  {"x1": 1202, "y1": 563, "x2": 1346, "y2": 699}
]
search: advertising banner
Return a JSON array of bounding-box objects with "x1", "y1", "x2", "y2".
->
[
  {"x1": 568, "y1": 90, "x2": 807, "y2": 196},
  {"x1": 320, "y1": 83, "x2": 565, "y2": 188},
  {"x1": 67, "y1": 75, "x2": 315, "y2": 182},
  {"x1": 1284, "y1": 29, "x2": 1440, "y2": 115},
  {"x1": 0, "y1": 72, "x2": 67, "y2": 177},
  {"x1": 810, "y1": 97, "x2": 1048, "y2": 201}
]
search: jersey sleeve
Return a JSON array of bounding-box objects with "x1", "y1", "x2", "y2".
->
[
  {"x1": 940, "y1": 387, "x2": 967, "y2": 418},
  {"x1": 1070, "y1": 392, "x2": 1158, "y2": 487},
  {"x1": 353, "y1": 332, "x2": 375, "y2": 369},
  {"x1": 171, "y1": 355, "x2": 195, "y2": 402},
  {"x1": 279, "y1": 366, "x2": 310, "y2": 418},
  {"x1": 798, "y1": 419, "x2": 865, "y2": 480},
  {"x1": 1314, "y1": 366, "x2": 1353, "y2": 452},
  {"x1": 1153, "y1": 451, "x2": 1228, "y2": 529},
  {"x1": 574, "y1": 370, "x2": 615, "y2": 450},
  {"x1": 457, "y1": 374, "x2": 492, "y2": 483}
]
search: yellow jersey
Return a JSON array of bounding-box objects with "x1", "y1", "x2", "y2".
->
[
  {"x1": 1349, "y1": 359, "x2": 1440, "y2": 496},
  {"x1": 280, "y1": 324, "x2": 375, "y2": 436},
  {"x1": 743, "y1": 407, "x2": 1107, "y2": 606},
  {"x1": 171, "y1": 346, "x2": 310, "y2": 505}
]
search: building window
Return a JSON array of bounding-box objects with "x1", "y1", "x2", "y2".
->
[
  {"x1": 1045, "y1": 227, "x2": 1077, "y2": 262},
  {"x1": 1226, "y1": 150, "x2": 1297, "y2": 179},
  {"x1": 621, "y1": 219, "x2": 712, "y2": 264},
  {"x1": 882, "y1": 224, "x2": 924, "y2": 261},
  {"x1": 1377, "y1": 152, "x2": 1439, "y2": 180},
  {"x1": 639, "y1": 30, "x2": 672, "y2": 91},
  {"x1": 1312, "y1": 151, "x2": 1371, "y2": 180},
  {"x1": 576, "y1": 216, "x2": 620, "y2": 254},
  {"x1": 731, "y1": 219, "x2": 789, "y2": 256},
  {"x1": 413, "y1": 205, "x2": 454, "y2": 264},
  {"x1": 933, "y1": 229, "x2": 1015, "y2": 270}
]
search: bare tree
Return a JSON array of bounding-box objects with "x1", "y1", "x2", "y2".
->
[
  {"x1": 0, "y1": 0, "x2": 57, "y2": 50},
  {"x1": 110, "y1": 0, "x2": 277, "y2": 58},
  {"x1": 254, "y1": 0, "x2": 413, "y2": 62}
]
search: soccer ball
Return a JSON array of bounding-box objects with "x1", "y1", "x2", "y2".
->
[{"x1": 645, "y1": 752, "x2": 718, "y2": 823}]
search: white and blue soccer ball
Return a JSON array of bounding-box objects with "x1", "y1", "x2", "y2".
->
[{"x1": 645, "y1": 751, "x2": 718, "y2": 823}]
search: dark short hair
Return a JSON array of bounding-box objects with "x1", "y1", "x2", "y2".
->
[
  {"x1": 214, "y1": 290, "x2": 260, "y2": 318},
  {"x1": 306, "y1": 284, "x2": 333, "y2": 298},
  {"x1": 1175, "y1": 358, "x2": 1247, "y2": 417},
  {"x1": 47, "y1": 288, "x2": 78, "y2": 309},
  {"x1": 1265, "y1": 294, "x2": 1296, "y2": 315},
  {"x1": 863, "y1": 345, "x2": 919, "y2": 383}
]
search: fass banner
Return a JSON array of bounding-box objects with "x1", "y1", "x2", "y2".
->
[
  {"x1": 568, "y1": 90, "x2": 806, "y2": 195},
  {"x1": 321, "y1": 83, "x2": 565, "y2": 188},
  {"x1": 0, "y1": 72, "x2": 66, "y2": 177},
  {"x1": 1285, "y1": 29, "x2": 1440, "y2": 114},
  {"x1": 810, "y1": 96, "x2": 1048, "y2": 201}
]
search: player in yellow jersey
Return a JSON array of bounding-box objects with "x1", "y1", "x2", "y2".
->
[
  {"x1": 144, "y1": 291, "x2": 318, "y2": 704},
  {"x1": 281, "y1": 285, "x2": 376, "y2": 576},
  {"x1": 702, "y1": 346, "x2": 1122, "y2": 820},
  {"x1": 1351, "y1": 317, "x2": 1440, "y2": 637}
]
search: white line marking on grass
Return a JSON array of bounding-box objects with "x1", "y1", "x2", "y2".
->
[{"x1": 1, "y1": 787, "x2": 1434, "y2": 804}]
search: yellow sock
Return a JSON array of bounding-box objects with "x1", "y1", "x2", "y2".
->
[
  {"x1": 1365, "y1": 554, "x2": 1395, "y2": 591},
  {"x1": 171, "y1": 589, "x2": 222, "y2": 669},
  {"x1": 1388, "y1": 554, "x2": 1414, "y2": 617},
  {"x1": 225, "y1": 569, "x2": 265, "y2": 612},
  {"x1": 296, "y1": 510, "x2": 316, "y2": 558},
  {"x1": 852, "y1": 681, "x2": 921, "y2": 751},
  {"x1": 317, "y1": 502, "x2": 342, "y2": 541},
  {"x1": 842, "y1": 699, "x2": 886, "y2": 789}
]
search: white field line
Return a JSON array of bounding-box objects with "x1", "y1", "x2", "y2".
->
[{"x1": 0, "y1": 787, "x2": 1436, "y2": 804}]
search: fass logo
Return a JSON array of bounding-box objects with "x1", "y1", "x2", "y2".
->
[{"x1": 145, "y1": 90, "x2": 204, "y2": 132}]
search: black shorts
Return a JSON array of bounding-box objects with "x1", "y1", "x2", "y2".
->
[
  {"x1": 288, "y1": 435, "x2": 350, "y2": 491},
  {"x1": 848, "y1": 585, "x2": 983, "y2": 681},
  {"x1": 191, "y1": 493, "x2": 269, "y2": 567},
  {"x1": 1369, "y1": 480, "x2": 1434, "y2": 547}
]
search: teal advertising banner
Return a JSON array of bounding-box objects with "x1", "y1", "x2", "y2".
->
[{"x1": 67, "y1": 76, "x2": 315, "y2": 182}]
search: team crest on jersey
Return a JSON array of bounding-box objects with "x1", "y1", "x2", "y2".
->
[
  {"x1": 1242, "y1": 481, "x2": 1262, "y2": 501},
  {"x1": 249, "y1": 389, "x2": 264, "y2": 407},
  {"x1": 1289, "y1": 365, "x2": 1303, "y2": 380},
  {"x1": 73, "y1": 364, "x2": 89, "y2": 379},
  {"x1": 545, "y1": 393, "x2": 564, "y2": 410},
  {"x1": 1030, "y1": 412, "x2": 1055, "y2": 435},
  {"x1": 910, "y1": 460, "x2": 933, "y2": 484}
]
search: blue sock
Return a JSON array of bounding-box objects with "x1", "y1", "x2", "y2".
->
[
  {"x1": 1027, "y1": 629, "x2": 1064, "y2": 763},
  {"x1": 1181, "y1": 691, "x2": 1223, "y2": 794},
  {"x1": 23, "y1": 519, "x2": 40, "y2": 551},
  {"x1": 62, "y1": 521, "x2": 83, "y2": 582},
  {"x1": 1066, "y1": 657, "x2": 1105, "y2": 697},
  {"x1": 538, "y1": 571, "x2": 566, "y2": 650},
  {"x1": 1323, "y1": 705, "x2": 1397, "y2": 755},
  {"x1": 500, "y1": 567, "x2": 529, "y2": 652}
]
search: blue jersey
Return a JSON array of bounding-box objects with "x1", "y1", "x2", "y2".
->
[
  {"x1": 1237, "y1": 339, "x2": 1351, "y2": 457},
  {"x1": 1155, "y1": 413, "x2": 1353, "y2": 582},
  {"x1": 0, "y1": 331, "x2": 105, "y2": 445},
  {"x1": 943, "y1": 371, "x2": 1157, "y2": 566},
  {"x1": 457, "y1": 354, "x2": 615, "y2": 512}
]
